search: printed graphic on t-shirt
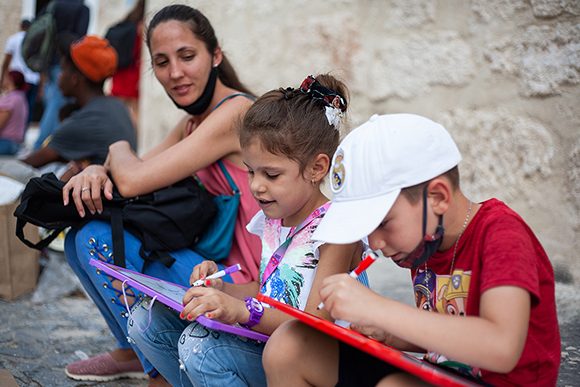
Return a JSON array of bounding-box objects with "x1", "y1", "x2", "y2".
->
[
  {"x1": 413, "y1": 268, "x2": 481, "y2": 379},
  {"x1": 259, "y1": 220, "x2": 321, "y2": 309}
]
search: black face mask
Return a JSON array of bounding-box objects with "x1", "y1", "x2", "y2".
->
[
  {"x1": 169, "y1": 66, "x2": 218, "y2": 116},
  {"x1": 394, "y1": 186, "x2": 444, "y2": 270}
]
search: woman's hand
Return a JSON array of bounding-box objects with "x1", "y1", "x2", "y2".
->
[
  {"x1": 62, "y1": 165, "x2": 114, "y2": 217},
  {"x1": 189, "y1": 260, "x2": 225, "y2": 290},
  {"x1": 180, "y1": 287, "x2": 247, "y2": 325}
]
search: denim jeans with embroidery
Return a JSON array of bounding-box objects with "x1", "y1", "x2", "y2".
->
[
  {"x1": 128, "y1": 299, "x2": 265, "y2": 387},
  {"x1": 64, "y1": 220, "x2": 212, "y2": 374}
]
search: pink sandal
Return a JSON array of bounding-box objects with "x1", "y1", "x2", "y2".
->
[{"x1": 65, "y1": 352, "x2": 147, "y2": 381}]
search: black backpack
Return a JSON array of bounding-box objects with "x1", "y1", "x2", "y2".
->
[
  {"x1": 21, "y1": 2, "x2": 57, "y2": 72},
  {"x1": 14, "y1": 173, "x2": 217, "y2": 269},
  {"x1": 104, "y1": 20, "x2": 137, "y2": 70}
]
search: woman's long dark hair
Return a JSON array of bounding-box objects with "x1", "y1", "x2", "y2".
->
[{"x1": 146, "y1": 4, "x2": 253, "y2": 95}]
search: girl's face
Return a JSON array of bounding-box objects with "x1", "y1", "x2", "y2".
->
[
  {"x1": 243, "y1": 139, "x2": 318, "y2": 227},
  {"x1": 149, "y1": 20, "x2": 216, "y2": 106}
]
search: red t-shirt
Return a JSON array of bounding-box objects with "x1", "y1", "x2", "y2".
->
[
  {"x1": 110, "y1": 36, "x2": 141, "y2": 99},
  {"x1": 412, "y1": 199, "x2": 560, "y2": 386}
]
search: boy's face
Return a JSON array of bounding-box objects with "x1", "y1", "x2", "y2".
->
[{"x1": 368, "y1": 193, "x2": 440, "y2": 267}]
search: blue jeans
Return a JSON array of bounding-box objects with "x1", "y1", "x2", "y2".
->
[
  {"x1": 26, "y1": 82, "x2": 39, "y2": 125},
  {"x1": 65, "y1": 220, "x2": 210, "y2": 374},
  {"x1": 128, "y1": 300, "x2": 265, "y2": 387},
  {"x1": 35, "y1": 65, "x2": 68, "y2": 149},
  {"x1": 0, "y1": 139, "x2": 19, "y2": 155}
]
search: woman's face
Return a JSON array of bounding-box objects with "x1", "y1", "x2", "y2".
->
[{"x1": 149, "y1": 20, "x2": 216, "y2": 106}]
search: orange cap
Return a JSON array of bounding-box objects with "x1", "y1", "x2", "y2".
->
[{"x1": 70, "y1": 35, "x2": 118, "y2": 82}]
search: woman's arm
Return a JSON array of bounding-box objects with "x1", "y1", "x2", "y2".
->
[
  {"x1": 140, "y1": 114, "x2": 189, "y2": 160},
  {"x1": 109, "y1": 98, "x2": 250, "y2": 197}
]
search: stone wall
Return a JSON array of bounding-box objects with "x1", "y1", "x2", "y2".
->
[
  {"x1": 1, "y1": 0, "x2": 578, "y2": 282},
  {"x1": 142, "y1": 0, "x2": 579, "y2": 282}
]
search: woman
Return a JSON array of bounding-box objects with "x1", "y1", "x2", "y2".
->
[
  {"x1": 62, "y1": 5, "x2": 261, "y2": 385},
  {"x1": 0, "y1": 70, "x2": 28, "y2": 155}
]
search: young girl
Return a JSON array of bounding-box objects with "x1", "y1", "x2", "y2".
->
[{"x1": 128, "y1": 74, "x2": 367, "y2": 386}]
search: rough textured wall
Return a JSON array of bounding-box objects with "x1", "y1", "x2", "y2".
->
[
  {"x1": 1, "y1": 1, "x2": 576, "y2": 282},
  {"x1": 0, "y1": 3, "x2": 24, "y2": 48},
  {"x1": 142, "y1": 0, "x2": 579, "y2": 282}
]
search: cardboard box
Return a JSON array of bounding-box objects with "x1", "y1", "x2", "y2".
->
[
  {"x1": 0, "y1": 200, "x2": 40, "y2": 300},
  {"x1": 0, "y1": 370, "x2": 19, "y2": 387}
]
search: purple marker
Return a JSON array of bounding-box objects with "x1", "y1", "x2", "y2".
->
[{"x1": 191, "y1": 264, "x2": 241, "y2": 287}]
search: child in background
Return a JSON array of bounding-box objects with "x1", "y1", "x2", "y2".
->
[
  {"x1": 129, "y1": 74, "x2": 367, "y2": 386},
  {"x1": 0, "y1": 70, "x2": 28, "y2": 155},
  {"x1": 263, "y1": 114, "x2": 560, "y2": 386}
]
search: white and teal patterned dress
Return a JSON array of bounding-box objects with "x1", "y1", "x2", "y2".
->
[{"x1": 247, "y1": 209, "x2": 369, "y2": 311}]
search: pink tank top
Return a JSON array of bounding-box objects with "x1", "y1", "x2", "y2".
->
[{"x1": 196, "y1": 159, "x2": 261, "y2": 283}]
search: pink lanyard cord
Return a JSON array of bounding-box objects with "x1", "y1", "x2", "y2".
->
[{"x1": 260, "y1": 202, "x2": 331, "y2": 287}]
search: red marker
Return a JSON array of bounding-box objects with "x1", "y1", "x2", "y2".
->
[{"x1": 317, "y1": 251, "x2": 379, "y2": 310}]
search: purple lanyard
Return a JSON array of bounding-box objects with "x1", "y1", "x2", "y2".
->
[{"x1": 260, "y1": 202, "x2": 331, "y2": 287}]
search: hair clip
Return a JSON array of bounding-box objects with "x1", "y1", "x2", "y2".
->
[{"x1": 298, "y1": 75, "x2": 346, "y2": 129}]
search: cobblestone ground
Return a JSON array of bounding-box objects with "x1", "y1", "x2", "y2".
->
[{"x1": 0, "y1": 253, "x2": 578, "y2": 386}]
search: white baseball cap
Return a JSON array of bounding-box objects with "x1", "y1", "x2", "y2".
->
[{"x1": 313, "y1": 113, "x2": 462, "y2": 244}]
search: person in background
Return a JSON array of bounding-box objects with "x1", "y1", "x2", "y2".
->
[
  {"x1": 19, "y1": 35, "x2": 136, "y2": 172},
  {"x1": 109, "y1": 0, "x2": 146, "y2": 134},
  {"x1": 0, "y1": 71, "x2": 28, "y2": 155},
  {"x1": 34, "y1": 0, "x2": 90, "y2": 150},
  {"x1": 1, "y1": 19, "x2": 41, "y2": 128}
]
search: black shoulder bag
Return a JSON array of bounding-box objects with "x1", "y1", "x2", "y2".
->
[{"x1": 13, "y1": 173, "x2": 216, "y2": 269}]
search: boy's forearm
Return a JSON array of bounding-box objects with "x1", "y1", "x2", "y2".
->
[{"x1": 368, "y1": 286, "x2": 529, "y2": 373}]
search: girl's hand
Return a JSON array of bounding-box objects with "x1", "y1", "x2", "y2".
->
[
  {"x1": 319, "y1": 273, "x2": 382, "y2": 326},
  {"x1": 62, "y1": 165, "x2": 114, "y2": 217},
  {"x1": 189, "y1": 261, "x2": 225, "y2": 290},
  {"x1": 180, "y1": 287, "x2": 247, "y2": 325}
]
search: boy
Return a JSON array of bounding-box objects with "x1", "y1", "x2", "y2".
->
[{"x1": 262, "y1": 114, "x2": 560, "y2": 386}]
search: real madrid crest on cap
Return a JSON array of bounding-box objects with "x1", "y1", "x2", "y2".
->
[{"x1": 331, "y1": 148, "x2": 345, "y2": 193}]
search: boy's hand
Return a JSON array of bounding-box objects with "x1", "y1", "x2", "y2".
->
[
  {"x1": 319, "y1": 273, "x2": 382, "y2": 327},
  {"x1": 180, "y1": 286, "x2": 246, "y2": 325},
  {"x1": 189, "y1": 261, "x2": 224, "y2": 290}
]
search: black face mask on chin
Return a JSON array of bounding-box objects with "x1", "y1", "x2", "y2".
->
[
  {"x1": 169, "y1": 66, "x2": 218, "y2": 116},
  {"x1": 395, "y1": 186, "x2": 445, "y2": 270}
]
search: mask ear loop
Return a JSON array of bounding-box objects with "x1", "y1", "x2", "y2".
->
[{"x1": 121, "y1": 280, "x2": 157, "y2": 333}]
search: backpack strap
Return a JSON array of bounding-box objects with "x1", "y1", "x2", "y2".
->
[
  {"x1": 217, "y1": 160, "x2": 239, "y2": 194},
  {"x1": 213, "y1": 93, "x2": 256, "y2": 111},
  {"x1": 15, "y1": 218, "x2": 64, "y2": 250},
  {"x1": 211, "y1": 93, "x2": 253, "y2": 194},
  {"x1": 138, "y1": 247, "x2": 176, "y2": 269},
  {"x1": 110, "y1": 207, "x2": 126, "y2": 267}
]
